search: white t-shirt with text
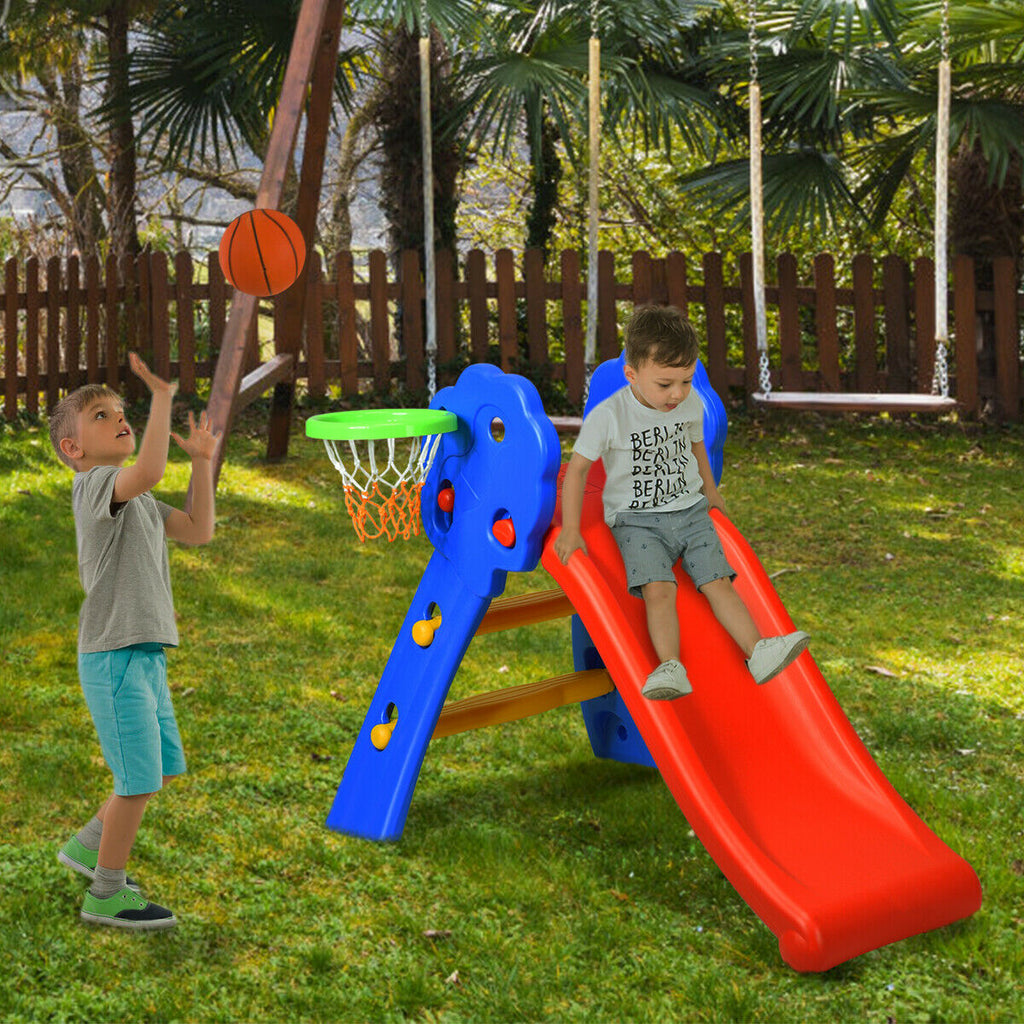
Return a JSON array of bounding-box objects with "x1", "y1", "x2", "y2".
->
[{"x1": 574, "y1": 384, "x2": 705, "y2": 526}]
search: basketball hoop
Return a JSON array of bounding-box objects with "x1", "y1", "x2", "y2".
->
[{"x1": 306, "y1": 409, "x2": 458, "y2": 542}]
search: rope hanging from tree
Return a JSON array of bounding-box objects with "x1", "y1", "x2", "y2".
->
[
  {"x1": 584, "y1": 0, "x2": 601, "y2": 395},
  {"x1": 747, "y1": 0, "x2": 770, "y2": 397},
  {"x1": 747, "y1": 0, "x2": 954, "y2": 410},
  {"x1": 420, "y1": 3, "x2": 438, "y2": 400},
  {"x1": 932, "y1": 0, "x2": 951, "y2": 400}
]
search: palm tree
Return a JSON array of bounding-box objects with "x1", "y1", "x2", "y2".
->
[
  {"x1": 358, "y1": 21, "x2": 465, "y2": 258},
  {"x1": 122, "y1": 0, "x2": 475, "y2": 262},
  {"x1": 453, "y1": 2, "x2": 589, "y2": 262},
  {"x1": 689, "y1": 0, "x2": 1024, "y2": 388},
  {"x1": 114, "y1": 0, "x2": 307, "y2": 199},
  {"x1": 101, "y1": 0, "x2": 148, "y2": 258},
  {"x1": 454, "y1": 0, "x2": 723, "y2": 262},
  {"x1": 941, "y1": 2, "x2": 1024, "y2": 267},
  {"x1": 674, "y1": 0, "x2": 1024, "y2": 264}
]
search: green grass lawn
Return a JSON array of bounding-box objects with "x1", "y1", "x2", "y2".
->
[{"x1": 2, "y1": 405, "x2": 1023, "y2": 1023}]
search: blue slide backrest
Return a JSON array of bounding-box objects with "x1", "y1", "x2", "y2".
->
[{"x1": 583, "y1": 353, "x2": 728, "y2": 485}]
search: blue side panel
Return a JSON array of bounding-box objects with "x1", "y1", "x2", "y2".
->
[
  {"x1": 326, "y1": 551, "x2": 492, "y2": 840},
  {"x1": 328, "y1": 366, "x2": 563, "y2": 840},
  {"x1": 573, "y1": 615, "x2": 656, "y2": 769},
  {"x1": 584, "y1": 352, "x2": 728, "y2": 486}
]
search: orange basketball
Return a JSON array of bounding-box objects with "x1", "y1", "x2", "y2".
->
[{"x1": 218, "y1": 209, "x2": 306, "y2": 297}]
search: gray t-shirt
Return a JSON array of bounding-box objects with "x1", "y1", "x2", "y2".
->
[
  {"x1": 574, "y1": 384, "x2": 705, "y2": 526},
  {"x1": 72, "y1": 465, "x2": 179, "y2": 653}
]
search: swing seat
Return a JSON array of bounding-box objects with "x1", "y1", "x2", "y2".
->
[{"x1": 750, "y1": 391, "x2": 958, "y2": 414}]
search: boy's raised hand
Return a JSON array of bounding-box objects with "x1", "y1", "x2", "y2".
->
[
  {"x1": 129, "y1": 351, "x2": 178, "y2": 397},
  {"x1": 172, "y1": 410, "x2": 221, "y2": 462}
]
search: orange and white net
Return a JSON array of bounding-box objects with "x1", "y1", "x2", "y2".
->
[{"x1": 322, "y1": 434, "x2": 445, "y2": 542}]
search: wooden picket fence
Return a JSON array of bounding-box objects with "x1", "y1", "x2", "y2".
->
[{"x1": 2, "y1": 247, "x2": 1021, "y2": 423}]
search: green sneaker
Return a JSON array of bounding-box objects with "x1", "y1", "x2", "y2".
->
[
  {"x1": 81, "y1": 887, "x2": 177, "y2": 931},
  {"x1": 58, "y1": 837, "x2": 141, "y2": 892}
]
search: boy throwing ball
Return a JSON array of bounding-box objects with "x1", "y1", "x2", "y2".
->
[{"x1": 50, "y1": 354, "x2": 219, "y2": 929}]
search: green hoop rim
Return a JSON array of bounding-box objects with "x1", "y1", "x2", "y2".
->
[{"x1": 305, "y1": 408, "x2": 458, "y2": 442}]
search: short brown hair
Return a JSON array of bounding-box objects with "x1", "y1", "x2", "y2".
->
[
  {"x1": 49, "y1": 384, "x2": 123, "y2": 468},
  {"x1": 624, "y1": 305, "x2": 700, "y2": 368}
]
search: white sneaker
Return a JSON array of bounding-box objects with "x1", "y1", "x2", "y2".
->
[
  {"x1": 642, "y1": 659, "x2": 692, "y2": 701},
  {"x1": 747, "y1": 631, "x2": 810, "y2": 685}
]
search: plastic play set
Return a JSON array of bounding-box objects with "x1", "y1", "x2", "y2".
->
[{"x1": 306, "y1": 360, "x2": 981, "y2": 973}]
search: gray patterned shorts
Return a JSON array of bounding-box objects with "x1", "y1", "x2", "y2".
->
[{"x1": 610, "y1": 497, "x2": 736, "y2": 597}]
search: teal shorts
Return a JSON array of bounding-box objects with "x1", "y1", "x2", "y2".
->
[{"x1": 78, "y1": 644, "x2": 187, "y2": 797}]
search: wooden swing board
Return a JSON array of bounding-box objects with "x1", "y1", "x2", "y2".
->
[{"x1": 751, "y1": 391, "x2": 958, "y2": 414}]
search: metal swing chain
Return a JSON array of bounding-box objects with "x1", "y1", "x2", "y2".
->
[
  {"x1": 940, "y1": 0, "x2": 950, "y2": 66},
  {"x1": 932, "y1": 342, "x2": 950, "y2": 401},
  {"x1": 748, "y1": 0, "x2": 759, "y2": 85}
]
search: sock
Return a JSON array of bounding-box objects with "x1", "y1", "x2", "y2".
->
[
  {"x1": 89, "y1": 865, "x2": 127, "y2": 899},
  {"x1": 76, "y1": 816, "x2": 104, "y2": 851}
]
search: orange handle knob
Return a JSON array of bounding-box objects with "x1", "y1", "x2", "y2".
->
[{"x1": 492, "y1": 518, "x2": 516, "y2": 548}]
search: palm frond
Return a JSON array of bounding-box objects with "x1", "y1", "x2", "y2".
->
[
  {"x1": 348, "y1": 0, "x2": 486, "y2": 43},
  {"x1": 848, "y1": 125, "x2": 928, "y2": 231},
  {"x1": 769, "y1": 0, "x2": 902, "y2": 52},
  {"x1": 676, "y1": 147, "x2": 862, "y2": 235},
  {"x1": 603, "y1": 68, "x2": 732, "y2": 158},
  {"x1": 95, "y1": 0, "x2": 300, "y2": 168}
]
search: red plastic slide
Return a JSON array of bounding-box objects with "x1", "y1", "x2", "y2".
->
[{"x1": 541, "y1": 467, "x2": 982, "y2": 972}]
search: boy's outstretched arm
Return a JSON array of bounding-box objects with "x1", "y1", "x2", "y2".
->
[
  {"x1": 113, "y1": 353, "x2": 177, "y2": 503},
  {"x1": 553, "y1": 452, "x2": 593, "y2": 564},
  {"x1": 165, "y1": 411, "x2": 221, "y2": 546}
]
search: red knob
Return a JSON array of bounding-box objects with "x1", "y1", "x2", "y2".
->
[{"x1": 492, "y1": 518, "x2": 516, "y2": 548}]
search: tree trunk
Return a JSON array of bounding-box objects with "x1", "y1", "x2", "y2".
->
[
  {"x1": 370, "y1": 25, "x2": 465, "y2": 360},
  {"x1": 324, "y1": 100, "x2": 376, "y2": 257},
  {"x1": 525, "y1": 109, "x2": 563, "y2": 262},
  {"x1": 950, "y1": 142, "x2": 1023, "y2": 267},
  {"x1": 37, "y1": 60, "x2": 108, "y2": 255},
  {"x1": 103, "y1": 1, "x2": 141, "y2": 260},
  {"x1": 950, "y1": 142, "x2": 1023, "y2": 391},
  {"x1": 372, "y1": 25, "x2": 463, "y2": 260}
]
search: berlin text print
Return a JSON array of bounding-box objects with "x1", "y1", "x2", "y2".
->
[{"x1": 628, "y1": 422, "x2": 690, "y2": 509}]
